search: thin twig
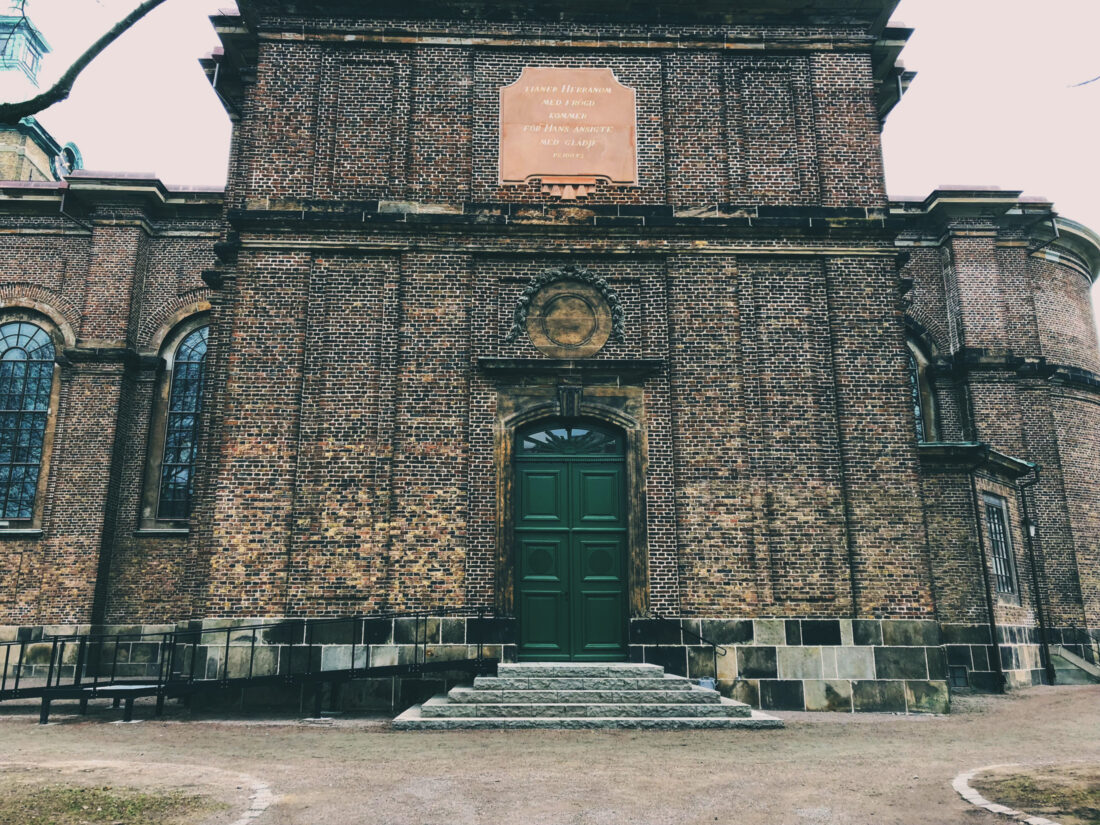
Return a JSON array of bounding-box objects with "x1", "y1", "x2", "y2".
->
[{"x1": 0, "y1": 0, "x2": 171, "y2": 123}]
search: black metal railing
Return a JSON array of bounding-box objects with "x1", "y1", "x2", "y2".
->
[
  {"x1": 645, "y1": 611, "x2": 728, "y2": 682},
  {"x1": 1, "y1": 608, "x2": 508, "y2": 722}
]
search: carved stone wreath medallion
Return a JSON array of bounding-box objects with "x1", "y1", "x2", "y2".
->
[{"x1": 505, "y1": 265, "x2": 624, "y2": 358}]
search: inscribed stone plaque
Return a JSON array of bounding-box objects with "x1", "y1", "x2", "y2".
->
[{"x1": 499, "y1": 67, "x2": 638, "y2": 194}]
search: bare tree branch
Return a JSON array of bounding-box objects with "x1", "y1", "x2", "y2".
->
[
  {"x1": 1070, "y1": 74, "x2": 1100, "y2": 88},
  {"x1": 0, "y1": 0, "x2": 171, "y2": 123},
  {"x1": 0, "y1": 0, "x2": 29, "y2": 59}
]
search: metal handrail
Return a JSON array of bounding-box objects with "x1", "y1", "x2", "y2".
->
[
  {"x1": 644, "y1": 610, "x2": 727, "y2": 684},
  {"x1": 12, "y1": 607, "x2": 510, "y2": 720}
]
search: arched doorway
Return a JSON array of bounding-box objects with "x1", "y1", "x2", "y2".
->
[{"x1": 514, "y1": 419, "x2": 629, "y2": 661}]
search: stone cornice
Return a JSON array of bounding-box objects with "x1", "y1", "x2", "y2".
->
[
  {"x1": 478, "y1": 357, "x2": 664, "y2": 377},
  {"x1": 929, "y1": 349, "x2": 1100, "y2": 395},
  {"x1": 917, "y1": 442, "x2": 1035, "y2": 480},
  {"x1": 238, "y1": 0, "x2": 899, "y2": 30}
]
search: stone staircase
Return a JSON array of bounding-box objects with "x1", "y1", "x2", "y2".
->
[
  {"x1": 393, "y1": 662, "x2": 784, "y2": 730},
  {"x1": 1051, "y1": 646, "x2": 1100, "y2": 685}
]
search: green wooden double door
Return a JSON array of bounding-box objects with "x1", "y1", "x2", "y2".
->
[{"x1": 514, "y1": 421, "x2": 628, "y2": 661}]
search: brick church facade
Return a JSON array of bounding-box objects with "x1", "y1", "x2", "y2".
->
[{"x1": 0, "y1": 0, "x2": 1097, "y2": 713}]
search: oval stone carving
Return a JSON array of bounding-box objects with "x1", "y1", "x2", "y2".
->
[{"x1": 525, "y1": 280, "x2": 612, "y2": 358}]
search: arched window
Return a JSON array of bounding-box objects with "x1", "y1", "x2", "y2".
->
[
  {"x1": 140, "y1": 321, "x2": 208, "y2": 529},
  {"x1": 907, "y1": 342, "x2": 938, "y2": 443},
  {"x1": 0, "y1": 321, "x2": 55, "y2": 522}
]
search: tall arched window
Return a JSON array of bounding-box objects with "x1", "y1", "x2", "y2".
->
[
  {"x1": 907, "y1": 341, "x2": 938, "y2": 443},
  {"x1": 156, "y1": 326, "x2": 208, "y2": 521},
  {"x1": 0, "y1": 321, "x2": 55, "y2": 522}
]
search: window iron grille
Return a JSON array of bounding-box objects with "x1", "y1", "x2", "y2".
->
[{"x1": 985, "y1": 498, "x2": 1017, "y2": 596}]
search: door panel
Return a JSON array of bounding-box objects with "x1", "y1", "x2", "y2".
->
[
  {"x1": 517, "y1": 465, "x2": 567, "y2": 527},
  {"x1": 518, "y1": 591, "x2": 569, "y2": 654},
  {"x1": 515, "y1": 423, "x2": 628, "y2": 661},
  {"x1": 573, "y1": 465, "x2": 624, "y2": 524},
  {"x1": 574, "y1": 590, "x2": 626, "y2": 656}
]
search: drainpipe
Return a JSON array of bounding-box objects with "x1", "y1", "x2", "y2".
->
[
  {"x1": 969, "y1": 455, "x2": 1006, "y2": 693},
  {"x1": 1019, "y1": 466, "x2": 1055, "y2": 685}
]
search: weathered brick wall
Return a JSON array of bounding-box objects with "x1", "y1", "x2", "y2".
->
[
  {"x1": 1031, "y1": 256, "x2": 1100, "y2": 374},
  {"x1": 0, "y1": 181, "x2": 221, "y2": 625},
  {"x1": 227, "y1": 15, "x2": 888, "y2": 210},
  {"x1": 901, "y1": 207, "x2": 1100, "y2": 641}
]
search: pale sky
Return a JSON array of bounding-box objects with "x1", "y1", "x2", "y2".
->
[{"x1": 7, "y1": 0, "x2": 1100, "y2": 322}]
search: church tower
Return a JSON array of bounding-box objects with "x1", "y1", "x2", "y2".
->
[{"x1": 0, "y1": 0, "x2": 82, "y2": 181}]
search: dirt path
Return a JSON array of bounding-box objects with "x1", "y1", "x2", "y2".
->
[{"x1": 1, "y1": 685, "x2": 1097, "y2": 825}]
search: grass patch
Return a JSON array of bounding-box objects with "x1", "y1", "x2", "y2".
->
[
  {"x1": 0, "y1": 783, "x2": 223, "y2": 825},
  {"x1": 971, "y1": 765, "x2": 1100, "y2": 825}
]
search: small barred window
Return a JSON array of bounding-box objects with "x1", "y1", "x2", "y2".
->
[{"x1": 984, "y1": 496, "x2": 1017, "y2": 597}]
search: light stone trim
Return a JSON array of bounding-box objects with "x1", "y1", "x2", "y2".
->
[{"x1": 952, "y1": 765, "x2": 1063, "y2": 825}]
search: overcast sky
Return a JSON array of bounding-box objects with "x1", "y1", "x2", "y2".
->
[{"x1": 9, "y1": 0, "x2": 1100, "y2": 320}]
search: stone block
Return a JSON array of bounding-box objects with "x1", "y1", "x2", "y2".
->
[
  {"x1": 968, "y1": 671, "x2": 1001, "y2": 692},
  {"x1": 467, "y1": 617, "x2": 516, "y2": 645},
  {"x1": 687, "y1": 646, "x2": 716, "y2": 679},
  {"x1": 23, "y1": 643, "x2": 53, "y2": 665},
  {"x1": 424, "y1": 644, "x2": 477, "y2": 663},
  {"x1": 394, "y1": 617, "x2": 440, "y2": 645},
  {"x1": 724, "y1": 679, "x2": 758, "y2": 707},
  {"x1": 852, "y1": 620, "x2": 882, "y2": 646},
  {"x1": 970, "y1": 644, "x2": 991, "y2": 671},
  {"x1": 759, "y1": 680, "x2": 804, "y2": 711},
  {"x1": 644, "y1": 645, "x2": 687, "y2": 676},
  {"x1": 882, "y1": 620, "x2": 941, "y2": 647},
  {"x1": 310, "y1": 620, "x2": 361, "y2": 646},
  {"x1": 700, "y1": 619, "x2": 753, "y2": 645},
  {"x1": 834, "y1": 646, "x2": 874, "y2": 680},
  {"x1": 630, "y1": 619, "x2": 682, "y2": 645},
  {"x1": 801, "y1": 620, "x2": 842, "y2": 646},
  {"x1": 320, "y1": 645, "x2": 353, "y2": 671},
  {"x1": 265, "y1": 620, "x2": 306, "y2": 645},
  {"x1": 927, "y1": 646, "x2": 948, "y2": 681},
  {"x1": 441, "y1": 618, "x2": 466, "y2": 645},
  {"x1": 370, "y1": 645, "x2": 400, "y2": 668},
  {"x1": 228, "y1": 646, "x2": 279, "y2": 678},
  {"x1": 785, "y1": 620, "x2": 802, "y2": 646},
  {"x1": 941, "y1": 623, "x2": 990, "y2": 645},
  {"x1": 754, "y1": 620, "x2": 785, "y2": 646},
  {"x1": 946, "y1": 646, "x2": 972, "y2": 667},
  {"x1": 362, "y1": 619, "x2": 393, "y2": 645},
  {"x1": 778, "y1": 646, "x2": 822, "y2": 680},
  {"x1": 839, "y1": 620, "x2": 854, "y2": 646},
  {"x1": 874, "y1": 647, "x2": 928, "y2": 680},
  {"x1": 804, "y1": 679, "x2": 853, "y2": 712},
  {"x1": 737, "y1": 646, "x2": 777, "y2": 679},
  {"x1": 820, "y1": 647, "x2": 838, "y2": 679},
  {"x1": 852, "y1": 680, "x2": 906, "y2": 713},
  {"x1": 129, "y1": 643, "x2": 160, "y2": 664},
  {"x1": 716, "y1": 647, "x2": 738, "y2": 681},
  {"x1": 905, "y1": 680, "x2": 949, "y2": 714}
]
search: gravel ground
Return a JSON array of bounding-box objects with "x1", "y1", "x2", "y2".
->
[{"x1": 1, "y1": 684, "x2": 1097, "y2": 825}]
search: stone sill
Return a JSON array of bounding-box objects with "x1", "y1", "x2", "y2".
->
[
  {"x1": 0, "y1": 528, "x2": 43, "y2": 539},
  {"x1": 132, "y1": 528, "x2": 190, "y2": 538},
  {"x1": 478, "y1": 357, "x2": 663, "y2": 377}
]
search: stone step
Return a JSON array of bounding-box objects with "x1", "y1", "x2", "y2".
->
[
  {"x1": 449, "y1": 686, "x2": 722, "y2": 705},
  {"x1": 472, "y1": 674, "x2": 693, "y2": 691},
  {"x1": 420, "y1": 695, "x2": 751, "y2": 718},
  {"x1": 393, "y1": 705, "x2": 784, "y2": 730},
  {"x1": 496, "y1": 662, "x2": 665, "y2": 679}
]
